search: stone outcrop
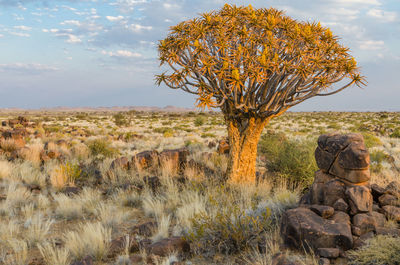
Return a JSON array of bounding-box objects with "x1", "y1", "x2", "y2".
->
[{"x1": 282, "y1": 132, "x2": 400, "y2": 264}]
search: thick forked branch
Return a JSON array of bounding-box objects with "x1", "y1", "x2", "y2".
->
[{"x1": 156, "y1": 4, "x2": 365, "y2": 117}]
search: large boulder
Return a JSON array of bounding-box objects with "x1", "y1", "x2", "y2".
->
[
  {"x1": 315, "y1": 133, "x2": 370, "y2": 183},
  {"x1": 281, "y1": 208, "x2": 353, "y2": 251},
  {"x1": 132, "y1": 150, "x2": 159, "y2": 170},
  {"x1": 159, "y1": 147, "x2": 189, "y2": 172}
]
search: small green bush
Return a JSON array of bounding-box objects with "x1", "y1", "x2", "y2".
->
[
  {"x1": 258, "y1": 132, "x2": 317, "y2": 187},
  {"x1": 185, "y1": 203, "x2": 272, "y2": 254},
  {"x1": 194, "y1": 116, "x2": 206, "y2": 126},
  {"x1": 348, "y1": 235, "x2": 400, "y2": 265},
  {"x1": 361, "y1": 132, "x2": 382, "y2": 148},
  {"x1": 87, "y1": 139, "x2": 118, "y2": 158},
  {"x1": 390, "y1": 128, "x2": 400, "y2": 138},
  {"x1": 113, "y1": 113, "x2": 129, "y2": 127}
]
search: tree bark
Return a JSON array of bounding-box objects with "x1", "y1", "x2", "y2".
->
[{"x1": 226, "y1": 116, "x2": 269, "y2": 183}]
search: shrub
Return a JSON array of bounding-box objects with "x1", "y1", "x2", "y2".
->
[
  {"x1": 194, "y1": 116, "x2": 206, "y2": 126},
  {"x1": 390, "y1": 128, "x2": 400, "y2": 138},
  {"x1": 348, "y1": 235, "x2": 400, "y2": 265},
  {"x1": 185, "y1": 203, "x2": 272, "y2": 254},
  {"x1": 361, "y1": 132, "x2": 382, "y2": 148},
  {"x1": 50, "y1": 162, "x2": 82, "y2": 189},
  {"x1": 258, "y1": 132, "x2": 317, "y2": 187},
  {"x1": 370, "y1": 150, "x2": 389, "y2": 173},
  {"x1": 113, "y1": 113, "x2": 129, "y2": 127},
  {"x1": 87, "y1": 138, "x2": 118, "y2": 158}
]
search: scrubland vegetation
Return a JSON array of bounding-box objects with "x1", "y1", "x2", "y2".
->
[{"x1": 0, "y1": 110, "x2": 399, "y2": 265}]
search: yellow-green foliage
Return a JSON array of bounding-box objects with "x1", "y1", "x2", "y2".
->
[
  {"x1": 348, "y1": 235, "x2": 400, "y2": 265},
  {"x1": 186, "y1": 203, "x2": 272, "y2": 254},
  {"x1": 87, "y1": 138, "x2": 118, "y2": 158},
  {"x1": 258, "y1": 132, "x2": 317, "y2": 187}
]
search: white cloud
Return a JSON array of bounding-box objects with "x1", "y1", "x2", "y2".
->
[
  {"x1": 0, "y1": 34, "x2": 3, "y2": 38},
  {"x1": 61, "y1": 5, "x2": 77, "y2": 12},
  {"x1": 102, "y1": 49, "x2": 142, "y2": 58},
  {"x1": 10, "y1": 32, "x2": 30, "y2": 37},
  {"x1": 330, "y1": 0, "x2": 381, "y2": 5},
  {"x1": 359, "y1": 40, "x2": 385, "y2": 50},
  {"x1": 60, "y1": 20, "x2": 82, "y2": 26},
  {"x1": 65, "y1": 34, "x2": 82, "y2": 43},
  {"x1": 367, "y1": 9, "x2": 397, "y2": 22},
  {"x1": 106, "y1": 15, "x2": 124, "y2": 22},
  {"x1": 326, "y1": 8, "x2": 359, "y2": 20},
  {"x1": 126, "y1": 23, "x2": 152, "y2": 32},
  {"x1": 14, "y1": 25, "x2": 32, "y2": 31},
  {"x1": 0, "y1": 63, "x2": 58, "y2": 74}
]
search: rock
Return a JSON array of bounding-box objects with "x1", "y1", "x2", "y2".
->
[
  {"x1": 375, "y1": 227, "x2": 400, "y2": 237},
  {"x1": 371, "y1": 184, "x2": 386, "y2": 201},
  {"x1": 108, "y1": 236, "x2": 126, "y2": 258},
  {"x1": 330, "y1": 211, "x2": 351, "y2": 225},
  {"x1": 331, "y1": 257, "x2": 349, "y2": 265},
  {"x1": 1, "y1": 121, "x2": 6, "y2": 126},
  {"x1": 372, "y1": 203, "x2": 382, "y2": 212},
  {"x1": 133, "y1": 150, "x2": 159, "y2": 169},
  {"x1": 382, "y1": 205, "x2": 400, "y2": 222},
  {"x1": 299, "y1": 192, "x2": 311, "y2": 205},
  {"x1": 217, "y1": 139, "x2": 229, "y2": 154},
  {"x1": 308, "y1": 205, "x2": 335, "y2": 219},
  {"x1": 319, "y1": 258, "x2": 331, "y2": 265},
  {"x1": 271, "y1": 253, "x2": 302, "y2": 265},
  {"x1": 337, "y1": 142, "x2": 369, "y2": 170},
  {"x1": 329, "y1": 158, "x2": 370, "y2": 184},
  {"x1": 143, "y1": 176, "x2": 161, "y2": 193},
  {"x1": 129, "y1": 254, "x2": 143, "y2": 263},
  {"x1": 315, "y1": 133, "x2": 365, "y2": 172},
  {"x1": 131, "y1": 221, "x2": 157, "y2": 237},
  {"x1": 70, "y1": 256, "x2": 94, "y2": 265},
  {"x1": 281, "y1": 208, "x2": 353, "y2": 251},
  {"x1": 323, "y1": 180, "x2": 346, "y2": 207},
  {"x1": 345, "y1": 186, "x2": 372, "y2": 215},
  {"x1": 317, "y1": 248, "x2": 339, "y2": 258},
  {"x1": 370, "y1": 211, "x2": 386, "y2": 228},
  {"x1": 353, "y1": 232, "x2": 374, "y2": 249},
  {"x1": 352, "y1": 214, "x2": 377, "y2": 235},
  {"x1": 159, "y1": 148, "x2": 189, "y2": 172},
  {"x1": 145, "y1": 237, "x2": 190, "y2": 257},
  {"x1": 110, "y1": 157, "x2": 130, "y2": 170},
  {"x1": 385, "y1": 181, "x2": 400, "y2": 197},
  {"x1": 333, "y1": 198, "x2": 349, "y2": 212},
  {"x1": 208, "y1": 141, "x2": 216, "y2": 148},
  {"x1": 351, "y1": 225, "x2": 362, "y2": 236},
  {"x1": 378, "y1": 194, "x2": 399, "y2": 207}
]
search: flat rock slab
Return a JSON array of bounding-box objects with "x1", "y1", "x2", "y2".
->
[
  {"x1": 281, "y1": 208, "x2": 353, "y2": 251},
  {"x1": 345, "y1": 185, "x2": 373, "y2": 215}
]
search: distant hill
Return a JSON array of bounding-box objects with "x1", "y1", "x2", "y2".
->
[{"x1": 0, "y1": 106, "x2": 198, "y2": 113}]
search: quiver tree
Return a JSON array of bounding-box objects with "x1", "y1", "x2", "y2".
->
[{"x1": 156, "y1": 4, "x2": 366, "y2": 183}]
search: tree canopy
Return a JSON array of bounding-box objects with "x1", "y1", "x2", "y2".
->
[{"x1": 156, "y1": 4, "x2": 366, "y2": 119}]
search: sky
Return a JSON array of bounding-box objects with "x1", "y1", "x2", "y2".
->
[{"x1": 0, "y1": 0, "x2": 399, "y2": 111}]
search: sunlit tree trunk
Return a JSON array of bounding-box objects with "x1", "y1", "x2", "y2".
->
[{"x1": 226, "y1": 117, "x2": 269, "y2": 183}]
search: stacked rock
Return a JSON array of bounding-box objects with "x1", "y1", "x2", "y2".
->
[{"x1": 281, "y1": 133, "x2": 400, "y2": 265}]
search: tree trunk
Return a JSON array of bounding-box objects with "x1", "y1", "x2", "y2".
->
[{"x1": 226, "y1": 117, "x2": 269, "y2": 184}]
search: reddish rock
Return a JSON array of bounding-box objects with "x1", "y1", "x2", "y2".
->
[
  {"x1": 353, "y1": 232, "x2": 374, "y2": 249},
  {"x1": 319, "y1": 258, "x2": 330, "y2": 265},
  {"x1": 159, "y1": 148, "x2": 189, "y2": 172},
  {"x1": 371, "y1": 184, "x2": 386, "y2": 201},
  {"x1": 145, "y1": 237, "x2": 190, "y2": 257},
  {"x1": 337, "y1": 142, "x2": 370, "y2": 170},
  {"x1": 382, "y1": 205, "x2": 400, "y2": 222},
  {"x1": 317, "y1": 248, "x2": 339, "y2": 258},
  {"x1": 110, "y1": 156, "x2": 130, "y2": 170},
  {"x1": 370, "y1": 211, "x2": 386, "y2": 228},
  {"x1": 308, "y1": 205, "x2": 335, "y2": 219},
  {"x1": 375, "y1": 227, "x2": 400, "y2": 237},
  {"x1": 352, "y1": 214, "x2": 377, "y2": 235},
  {"x1": 217, "y1": 139, "x2": 229, "y2": 154},
  {"x1": 333, "y1": 198, "x2": 349, "y2": 212},
  {"x1": 345, "y1": 186, "x2": 373, "y2": 215},
  {"x1": 378, "y1": 194, "x2": 399, "y2": 207},
  {"x1": 70, "y1": 256, "x2": 93, "y2": 265},
  {"x1": 281, "y1": 208, "x2": 353, "y2": 251},
  {"x1": 385, "y1": 181, "x2": 400, "y2": 197},
  {"x1": 143, "y1": 176, "x2": 161, "y2": 193},
  {"x1": 323, "y1": 180, "x2": 346, "y2": 207},
  {"x1": 131, "y1": 221, "x2": 157, "y2": 237},
  {"x1": 330, "y1": 211, "x2": 351, "y2": 225},
  {"x1": 133, "y1": 150, "x2": 159, "y2": 169}
]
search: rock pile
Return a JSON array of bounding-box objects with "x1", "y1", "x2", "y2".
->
[{"x1": 281, "y1": 133, "x2": 400, "y2": 264}]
